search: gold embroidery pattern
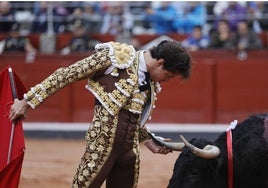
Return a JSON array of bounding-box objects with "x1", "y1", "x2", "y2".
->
[
  {"x1": 115, "y1": 79, "x2": 133, "y2": 97},
  {"x1": 72, "y1": 105, "x2": 118, "y2": 188},
  {"x1": 85, "y1": 81, "x2": 126, "y2": 116},
  {"x1": 111, "y1": 42, "x2": 135, "y2": 69},
  {"x1": 127, "y1": 89, "x2": 148, "y2": 114},
  {"x1": 132, "y1": 125, "x2": 141, "y2": 188},
  {"x1": 24, "y1": 50, "x2": 112, "y2": 108},
  {"x1": 86, "y1": 73, "x2": 139, "y2": 116},
  {"x1": 96, "y1": 42, "x2": 136, "y2": 69},
  {"x1": 85, "y1": 47, "x2": 139, "y2": 116}
]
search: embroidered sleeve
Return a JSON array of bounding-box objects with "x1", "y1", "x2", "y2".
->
[{"x1": 24, "y1": 49, "x2": 112, "y2": 108}]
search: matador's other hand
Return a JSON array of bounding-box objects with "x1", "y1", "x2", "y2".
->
[
  {"x1": 9, "y1": 98, "x2": 29, "y2": 122},
  {"x1": 144, "y1": 139, "x2": 172, "y2": 155}
]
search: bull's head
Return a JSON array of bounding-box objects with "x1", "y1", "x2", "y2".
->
[
  {"x1": 148, "y1": 132, "x2": 220, "y2": 159},
  {"x1": 167, "y1": 113, "x2": 268, "y2": 188},
  {"x1": 167, "y1": 138, "x2": 222, "y2": 188}
]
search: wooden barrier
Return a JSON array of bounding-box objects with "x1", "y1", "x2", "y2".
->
[
  {"x1": 0, "y1": 50, "x2": 268, "y2": 123},
  {"x1": 215, "y1": 60, "x2": 268, "y2": 123},
  {"x1": 153, "y1": 60, "x2": 216, "y2": 123}
]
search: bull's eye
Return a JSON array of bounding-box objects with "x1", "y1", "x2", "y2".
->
[
  {"x1": 189, "y1": 169, "x2": 200, "y2": 177},
  {"x1": 187, "y1": 168, "x2": 201, "y2": 183}
]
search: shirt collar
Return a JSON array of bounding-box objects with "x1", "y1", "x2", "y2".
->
[{"x1": 139, "y1": 50, "x2": 147, "y2": 72}]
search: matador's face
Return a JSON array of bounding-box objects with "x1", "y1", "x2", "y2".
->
[{"x1": 149, "y1": 62, "x2": 179, "y2": 83}]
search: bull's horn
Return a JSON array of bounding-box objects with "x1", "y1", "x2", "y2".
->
[
  {"x1": 148, "y1": 132, "x2": 185, "y2": 151},
  {"x1": 179, "y1": 135, "x2": 220, "y2": 159}
]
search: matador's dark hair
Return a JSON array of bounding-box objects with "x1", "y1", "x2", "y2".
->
[{"x1": 149, "y1": 40, "x2": 192, "y2": 79}]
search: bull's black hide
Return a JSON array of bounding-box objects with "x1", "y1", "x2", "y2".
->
[{"x1": 168, "y1": 113, "x2": 268, "y2": 188}]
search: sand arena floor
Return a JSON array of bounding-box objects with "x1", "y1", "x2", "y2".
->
[{"x1": 19, "y1": 138, "x2": 180, "y2": 188}]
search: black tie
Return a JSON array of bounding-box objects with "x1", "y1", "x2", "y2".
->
[{"x1": 139, "y1": 72, "x2": 151, "y2": 91}]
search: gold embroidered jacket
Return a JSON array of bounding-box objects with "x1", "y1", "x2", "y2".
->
[{"x1": 24, "y1": 42, "x2": 161, "y2": 142}]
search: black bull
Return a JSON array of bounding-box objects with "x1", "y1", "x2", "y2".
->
[{"x1": 161, "y1": 113, "x2": 268, "y2": 188}]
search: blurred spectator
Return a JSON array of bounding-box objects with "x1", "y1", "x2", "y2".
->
[
  {"x1": 173, "y1": 2, "x2": 207, "y2": 34},
  {"x1": 232, "y1": 20, "x2": 263, "y2": 50},
  {"x1": 247, "y1": 2, "x2": 268, "y2": 33},
  {"x1": 127, "y1": 1, "x2": 152, "y2": 34},
  {"x1": 181, "y1": 25, "x2": 210, "y2": 52},
  {"x1": 64, "y1": 1, "x2": 83, "y2": 15},
  {"x1": 0, "y1": 22, "x2": 36, "y2": 62},
  {"x1": 53, "y1": 2, "x2": 70, "y2": 33},
  {"x1": 13, "y1": 2, "x2": 34, "y2": 35},
  {"x1": 1, "y1": 22, "x2": 36, "y2": 52},
  {"x1": 231, "y1": 20, "x2": 263, "y2": 60},
  {"x1": 143, "y1": 2, "x2": 177, "y2": 34},
  {"x1": 128, "y1": 1, "x2": 151, "y2": 15},
  {"x1": 31, "y1": 1, "x2": 63, "y2": 33},
  {"x1": 66, "y1": 7, "x2": 87, "y2": 32},
  {"x1": 60, "y1": 19, "x2": 99, "y2": 55},
  {"x1": 82, "y1": 2, "x2": 102, "y2": 34},
  {"x1": 209, "y1": 19, "x2": 235, "y2": 49},
  {"x1": 206, "y1": 1, "x2": 217, "y2": 25},
  {"x1": 0, "y1": 1, "x2": 15, "y2": 32},
  {"x1": 31, "y1": 1, "x2": 51, "y2": 33},
  {"x1": 213, "y1": 1, "x2": 229, "y2": 17},
  {"x1": 66, "y1": 3, "x2": 102, "y2": 34},
  {"x1": 214, "y1": 2, "x2": 247, "y2": 32},
  {"x1": 100, "y1": 2, "x2": 133, "y2": 35}
]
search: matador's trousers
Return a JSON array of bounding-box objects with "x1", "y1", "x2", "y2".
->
[{"x1": 72, "y1": 105, "x2": 141, "y2": 188}]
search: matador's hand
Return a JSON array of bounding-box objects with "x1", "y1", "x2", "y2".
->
[
  {"x1": 144, "y1": 139, "x2": 172, "y2": 155},
  {"x1": 9, "y1": 98, "x2": 29, "y2": 122}
]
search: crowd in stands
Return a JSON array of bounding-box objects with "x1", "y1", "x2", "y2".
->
[{"x1": 0, "y1": 1, "x2": 267, "y2": 59}]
